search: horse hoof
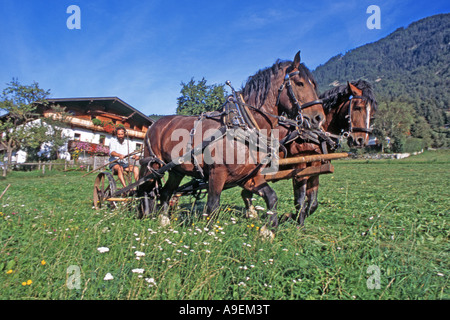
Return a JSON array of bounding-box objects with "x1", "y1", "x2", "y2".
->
[
  {"x1": 159, "y1": 214, "x2": 170, "y2": 227},
  {"x1": 259, "y1": 225, "x2": 275, "y2": 241},
  {"x1": 245, "y1": 206, "x2": 259, "y2": 219}
]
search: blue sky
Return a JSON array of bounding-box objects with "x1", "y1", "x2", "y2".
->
[{"x1": 0, "y1": 0, "x2": 448, "y2": 115}]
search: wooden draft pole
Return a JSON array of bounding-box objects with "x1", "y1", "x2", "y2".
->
[{"x1": 276, "y1": 152, "x2": 349, "y2": 166}]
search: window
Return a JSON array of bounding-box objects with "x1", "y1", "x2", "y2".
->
[
  {"x1": 74, "y1": 133, "x2": 81, "y2": 141},
  {"x1": 99, "y1": 135, "x2": 106, "y2": 145},
  {"x1": 135, "y1": 143, "x2": 143, "y2": 151}
]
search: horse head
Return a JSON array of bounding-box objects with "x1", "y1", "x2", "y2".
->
[
  {"x1": 276, "y1": 51, "x2": 325, "y2": 129},
  {"x1": 345, "y1": 82, "x2": 375, "y2": 147},
  {"x1": 321, "y1": 80, "x2": 377, "y2": 148},
  {"x1": 242, "y1": 51, "x2": 325, "y2": 130}
]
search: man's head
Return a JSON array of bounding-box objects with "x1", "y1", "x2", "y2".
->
[{"x1": 115, "y1": 127, "x2": 126, "y2": 142}]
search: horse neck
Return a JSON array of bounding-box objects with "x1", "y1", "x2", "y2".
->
[
  {"x1": 243, "y1": 81, "x2": 286, "y2": 129},
  {"x1": 324, "y1": 100, "x2": 348, "y2": 135},
  {"x1": 240, "y1": 90, "x2": 279, "y2": 131}
]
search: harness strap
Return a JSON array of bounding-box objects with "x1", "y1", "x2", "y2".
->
[{"x1": 347, "y1": 95, "x2": 372, "y2": 135}]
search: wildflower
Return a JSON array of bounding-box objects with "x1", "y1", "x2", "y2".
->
[
  {"x1": 134, "y1": 251, "x2": 145, "y2": 260},
  {"x1": 22, "y1": 280, "x2": 32, "y2": 286},
  {"x1": 145, "y1": 278, "x2": 157, "y2": 287},
  {"x1": 97, "y1": 247, "x2": 110, "y2": 253},
  {"x1": 6, "y1": 270, "x2": 13, "y2": 274},
  {"x1": 41, "y1": 260, "x2": 46, "y2": 266},
  {"x1": 103, "y1": 273, "x2": 114, "y2": 281},
  {"x1": 132, "y1": 268, "x2": 145, "y2": 274}
]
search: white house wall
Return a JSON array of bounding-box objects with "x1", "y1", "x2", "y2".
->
[{"x1": 7, "y1": 124, "x2": 144, "y2": 163}]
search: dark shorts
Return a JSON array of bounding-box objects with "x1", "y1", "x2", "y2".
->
[{"x1": 109, "y1": 161, "x2": 129, "y2": 171}]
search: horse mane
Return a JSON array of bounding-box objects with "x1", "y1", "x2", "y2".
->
[
  {"x1": 241, "y1": 60, "x2": 318, "y2": 109},
  {"x1": 319, "y1": 79, "x2": 378, "y2": 112}
]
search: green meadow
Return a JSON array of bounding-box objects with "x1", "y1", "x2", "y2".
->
[{"x1": 0, "y1": 150, "x2": 448, "y2": 300}]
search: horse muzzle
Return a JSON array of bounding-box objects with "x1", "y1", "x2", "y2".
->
[{"x1": 302, "y1": 112, "x2": 325, "y2": 130}]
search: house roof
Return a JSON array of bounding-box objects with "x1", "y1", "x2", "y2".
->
[{"x1": 46, "y1": 97, "x2": 155, "y2": 126}]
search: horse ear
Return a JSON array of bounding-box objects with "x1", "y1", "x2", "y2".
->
[
  {"x1": 347, "y1": 81, "x2": 362, "y2": 96},
  {"x1": 292, "y1": 51, "x2": 301, "y2": 69}
]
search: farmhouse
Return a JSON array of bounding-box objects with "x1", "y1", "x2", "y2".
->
[{"x1": 3, "y1": 97, "x2": 154, "y2": 163}]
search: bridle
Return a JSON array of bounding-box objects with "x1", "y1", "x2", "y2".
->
[
  {"x1": 276, "y1": 70, "x2": 323, "y2": 127},
  {"x1": 342, "y1": 94, "x2": 373, "y2": 137}
]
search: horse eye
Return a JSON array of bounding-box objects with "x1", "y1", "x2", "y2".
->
[{"x1": 295, "y1": 80, "x2": 304, "y2": 87}]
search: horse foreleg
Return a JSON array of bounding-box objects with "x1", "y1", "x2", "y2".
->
[
  {"x1": 259, "y1": 183, "x2": 279, "y2": 229},
  {"x1": 242, "y1": 174, "x2": 279, "y2": 232},
  {"x1": 241, "y1": 189, "x2": 258, "y2": 219},
  {"x1": 159, "y1": 171, "x2": 184, "y2": 226},
  {"x1": 205, "y1": 170, "x2": 227, "y2": 220},
  {"x1": 248, "y1": 182, "x2": 278, "y2": 240},
  {"x1": 306, "y1": 176, "x2": 320, "y2": 216},
  {"x1": 293, "y1": 176, "x2": 308, "y2": 226}
]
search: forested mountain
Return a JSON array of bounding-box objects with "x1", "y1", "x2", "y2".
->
[
  {"x1": 167, "y1": 14, "x2": 449, "y2": 150},
  {"x1": 312, "y1": 13, "x2": 449, "y2": 148}
]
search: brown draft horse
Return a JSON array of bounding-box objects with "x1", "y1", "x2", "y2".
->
[
  {"x1": 296, "y1": 80, "x2": 378, "y2": 223},
  {"x1": 242, "y1": 80, "x2": 377, "y2": 226},
  {"x1": 138, "y1": 51, "x2": 325, "y2": 232}
]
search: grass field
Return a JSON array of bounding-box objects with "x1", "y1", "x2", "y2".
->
[{"x1": 0, "y1": 150, "x2": 448, "y2": 300}]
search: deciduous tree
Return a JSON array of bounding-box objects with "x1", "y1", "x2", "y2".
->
[{"x1": 176, "y1": 78, "x2": 227, "y2": 116}]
